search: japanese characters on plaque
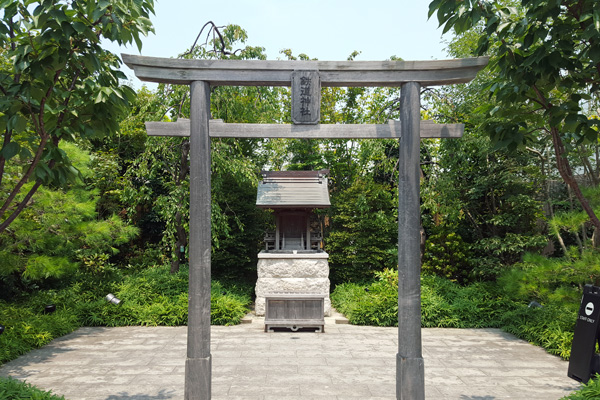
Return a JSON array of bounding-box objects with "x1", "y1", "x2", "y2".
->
[{"x1": 291, "y1": 70, "x2": 320, "y2": 125}]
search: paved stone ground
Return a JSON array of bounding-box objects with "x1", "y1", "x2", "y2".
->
[{"x1": 0, "y1": 317, "x2": 580, "y2": 400}]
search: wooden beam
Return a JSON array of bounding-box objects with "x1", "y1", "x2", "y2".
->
[
  {"x1": 122, "y1": 54, "x2": 488, "y2": 87},
  {"x1": 145, "y1": 119, "x2": 464, "y2": 139}
]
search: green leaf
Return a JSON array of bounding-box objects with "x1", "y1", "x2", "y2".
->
[
  {"x1": 428, "y1": 0, "x2": 443, "y2": 19},
  {"x1": 564, "y1": 113, "x2": 579, "y2": 130},
  {"x1": 133, "y1": 31, "x2": 143, "y2": 52},
  {"x1": 1, "y1": 142, "x2": 20, "y2": 160},
  {"x1": 7, "y1": 114, "x2": 23, "y2": 132},
  {"x1": 585, "y1": 127, "x2": 598, "y2": 143},
  {"x1": 32, "y1": 4, "x2": 45, "y2": 17},
  {"x1": 14, "y1": 115, "x2": 27, "y2": 133},
  {"x1": 72, "y1": 21, "x2": 87, "y2": 33},
  {"x1": 19, "y1": 146, "x2": 32, "y2": 160}
]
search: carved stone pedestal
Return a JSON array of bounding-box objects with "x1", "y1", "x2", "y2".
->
[{"x1": 255, "y1": 251, "x2": 331, "y2": 316}]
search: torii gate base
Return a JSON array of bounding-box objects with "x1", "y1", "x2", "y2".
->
[{"x1": 124, "y1": 54, "x2": 488, "y2": 400}]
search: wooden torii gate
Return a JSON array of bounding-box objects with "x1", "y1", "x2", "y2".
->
[{"x1": 123, "y1": 54, "x2": 488, "y2": 400}]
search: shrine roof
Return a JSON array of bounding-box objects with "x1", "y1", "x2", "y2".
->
[{"x1": 256, "y1": 170, "x2": 330, "y2": 209}]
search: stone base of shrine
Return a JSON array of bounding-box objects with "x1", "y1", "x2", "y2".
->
[{"x1": 254, "y1": 251, "x2": 331, "y2": 316}]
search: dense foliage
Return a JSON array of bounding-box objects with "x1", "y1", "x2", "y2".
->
[
  {"x1": 117, "y1": 25, "x2": 281, "y2": 277},
  {"x1": 421, "y1": 130, "x2": 548, "y2": 281},
  {"x1": 428, "y1": 0, "x2": 600, "y2": 243},
  {"x1": 327, "y1": 179, "x2": 398, "y2": 283},
  {"x1": 1, "y1": 14, "x2": 599, "y2": 400},
  {"x1": 0, "y1": 143, "x2": 137, "y2": 297}
]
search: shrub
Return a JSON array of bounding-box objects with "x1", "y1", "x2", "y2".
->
[
  {"x1": 500, "y1": 303, "x2": 576, "y2": 359},
  {"x1": 332, "y1": 270, "x2": 511, "y2": 328},
  {"x1": 0, "y1": 377, "x2": 65, "y2": 400},
  {"x1": 332, "y1": 270, "x2": 578, "y2": 359},
  {"x1": 499, "y1": 251, "x2": 600, "y2": 305},
  {"x1": 422, "y1": 231, "x2": 473, "y2": 282},
  {"x1": 75, "y1": 267, "x2": 251, "y2": 327},
  {"x1": 0, "y1": 266, "x2": 251, "y2": 366},
  {"x1": 562, "y1": 374, "x2": 600, "y2": 399}
]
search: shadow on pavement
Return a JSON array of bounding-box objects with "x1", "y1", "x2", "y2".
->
[
  {"x1": 0, "y1": 327, "x2": 110, "y2": 379},
  {"x1": 105, "y1": 389, "x2": 175, "y2": 399}
]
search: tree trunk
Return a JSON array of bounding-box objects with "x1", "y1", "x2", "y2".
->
[
  {"x1": 527, "y1": 146, "x2": 570, "y2": 256},
  {"x1": 170, "y1": 139, "x2": 191, "y2": 274},
  {"x1": 550, "y1": 126, "x2": 600, "y2": 248},
  {"x1": 567, "y1": 176, "x2": 585, "y2": 254},
  {"x1": 593, "y1": 228, "x2": 600, "y2": 248},
  {"x1": 579, "y1": 145, "x2": 599, "y2": 186}
]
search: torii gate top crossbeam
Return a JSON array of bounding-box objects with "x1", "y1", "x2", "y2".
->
[{"x1": 121, "y1": 54, "x2": 488, "y2": 87}]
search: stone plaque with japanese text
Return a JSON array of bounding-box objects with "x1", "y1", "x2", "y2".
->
[{"x1": 291, "y1": 70, "x2": 320, "y2": 125}]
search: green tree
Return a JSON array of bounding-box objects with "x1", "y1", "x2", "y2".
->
[
  {"x1": 419, "y1": 29, "x2": 548, "y2": 280},
  {"x1": 422, "y1": 131, "x2": 548, "y2": 280},
  {"x1": 327, "y1": 178, "x2": 398, "y2": 284},
  {"x1": 428, "y1": 0, "x2": 600, "y2": 245},
  {"x1": 0, "y1": 143, "x2": 138, "y2": 298},
  {"x1": 0, "y1": 0, "x2": 154, "y2": 234},
  {"x1": 122, "y1": 24, "x2": 284, "y2": 275},
  {"x1": 87, "y1": 87, "x2": 157, "y2": 219}
]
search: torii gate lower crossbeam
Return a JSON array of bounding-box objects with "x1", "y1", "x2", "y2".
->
[{"x1": 123, "y1": 54, "x2": 488, "y2": 400}]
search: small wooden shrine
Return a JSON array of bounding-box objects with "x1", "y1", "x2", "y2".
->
[
  {"x1": 254, "y1": 170, "x2": 332, "y2": 318},
  {"x1": 256, "y1": 170, "x2": 330, "y2": 252}
]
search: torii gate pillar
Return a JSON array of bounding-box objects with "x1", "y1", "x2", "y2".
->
[
  {"x1": 186, "y1": 81, "x2": 212, "y2": 399},
  {"x1": 397, "y1": 81, "x2": 424, "y2": 399}
]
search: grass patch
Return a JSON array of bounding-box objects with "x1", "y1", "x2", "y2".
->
[{"x1": 0, "y1": 376, "x2": 65, "y2": 399}]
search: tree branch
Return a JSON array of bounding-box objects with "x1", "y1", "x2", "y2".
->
[
  {"x1": 55, "y1": 69, "x2": 80, "y2": 130},
  {"x1": 579, "y1": 145, "x2": 599, "y2": 186},
  {"x1": 0, "y1": 180, "x2": 43, "y2": 234},
  {"x1": 550, "y1": 125, "x2": 600, "y2": 233},
  {"x1": 0, "y1": 132, "x2": 49, "y2": 221},
  {"x1": 0, "y1": 128, "x2": 12, "y2": 188},
  {"x1": 184, "y1": 21, "x2": 229, "y2": 57},
  {"x1": 0, "y1": 60, "x2": 67, "y2": 222}
]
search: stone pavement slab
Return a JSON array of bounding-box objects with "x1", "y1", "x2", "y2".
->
[{"x1": 0, "y1": 318, "x2": 580, "y2": 400}]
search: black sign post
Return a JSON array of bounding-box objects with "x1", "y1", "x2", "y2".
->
[{"x1": 568, "y1": 284, "x2": 600, "y2": 383}]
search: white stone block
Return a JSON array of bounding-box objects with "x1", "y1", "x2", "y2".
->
[
  {"x1": 257, "y1": 258, "x2": 329, "y2": 278},
  {"x1": 255, "y1": 277, "x2": 330, "y2": 297}
]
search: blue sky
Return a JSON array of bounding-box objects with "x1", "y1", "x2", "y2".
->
[{"x1": 104, "y1": 0, "x2": 452, "y2": 87}]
